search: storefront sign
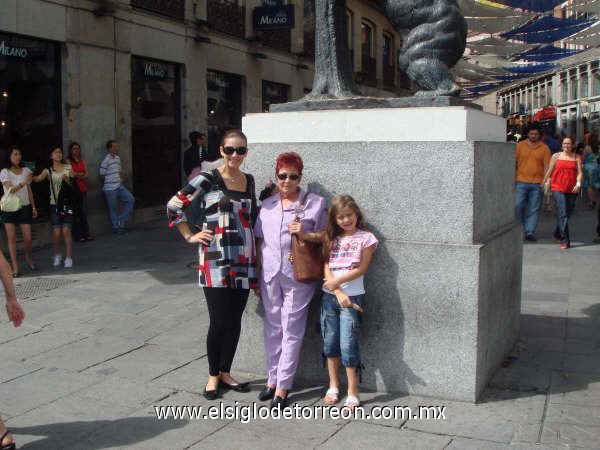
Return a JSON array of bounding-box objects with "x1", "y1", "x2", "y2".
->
[
  {"x1": 143, "y1": 62, "x2": 167, "y2": 79},
  {"x1": 253, "y1": 5, "x2": 295, "y2": 30},
  {"x1": 0, "y1": 40, "x2": 28, "y2": 59}
]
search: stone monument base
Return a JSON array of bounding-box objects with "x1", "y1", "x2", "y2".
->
[{"x1": 238, "y1": 106, "x2": 522, "y2": 402}]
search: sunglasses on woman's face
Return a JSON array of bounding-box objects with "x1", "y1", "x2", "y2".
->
[
  {"x1": 277, "y1": 173, "x2": 300, "y2": 181},
  {"x1": 222, "y1": 146, "x2": 248, "y2": 155}
]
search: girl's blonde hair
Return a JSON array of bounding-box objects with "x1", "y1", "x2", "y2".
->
[{"x1": 323, "y1": 195, "x2": 367, "y2": 260}]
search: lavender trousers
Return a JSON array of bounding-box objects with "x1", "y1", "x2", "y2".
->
[{"x1": 261, "y1": 272, "x2": 317, "y2": 391}]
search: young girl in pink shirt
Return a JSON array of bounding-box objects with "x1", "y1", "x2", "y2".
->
[{"x1": 321, "y1": 195, "x2": 378, "y2": 411}]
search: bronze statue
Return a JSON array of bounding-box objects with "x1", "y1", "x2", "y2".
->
[
  {"x1": 383, "y1": 0, "x2": 467, "y2": 96},
  {"x1": 305, "y1": 0, "x2": 467, "y2": 99}
]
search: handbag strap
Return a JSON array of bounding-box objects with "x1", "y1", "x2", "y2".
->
[
  {"x1": 49, "y1": 167, "x2": 59, "y2": 204},
  {"x1": 294, "y1": 191, "x2": 310, "y2": 220}
]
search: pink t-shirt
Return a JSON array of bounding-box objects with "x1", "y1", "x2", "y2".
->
[{"x1": 324, "y1": 230, "x2": 378, "y2": 296}]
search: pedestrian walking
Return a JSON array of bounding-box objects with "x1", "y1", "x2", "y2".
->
[
  {"x1": 32, "y1": 147, "x2": 76, "y2": 268},
  {"x1": 542, "y1": 137, "x2": 583, "y2": 249},
  {"x1": 582, "y1": 144, "x2": 599, "y2": 209},
  {"x1": 0, "y1": 247, "x2": 25, "y2": 450},
  {"x1": 0, "y1": 147, "x2": 37, "y2": 276},
  {"x1": 515, "y1": 124, "x2": 551, "y2": 242}
]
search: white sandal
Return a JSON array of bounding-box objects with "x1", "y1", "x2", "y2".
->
[
  {"x1": 324, "y1": 387, "x2": 339, "y2": 404},
  {"x1": 344, "y1": 395, "x2": 360, "y2": 411}
]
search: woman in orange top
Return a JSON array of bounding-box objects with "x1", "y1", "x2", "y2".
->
[{"x1": 542, "y1": 138, "x2": 583, "y2": 249}]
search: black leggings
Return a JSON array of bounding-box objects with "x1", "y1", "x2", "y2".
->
[{"x1": 203, "y1": 287, "x2": 249, "y2": 376}]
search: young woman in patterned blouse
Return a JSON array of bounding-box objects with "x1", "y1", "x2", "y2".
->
[{"x1": 167, "y1": 129, "x2": 257, "y2": 400}]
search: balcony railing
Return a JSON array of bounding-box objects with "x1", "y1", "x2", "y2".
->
[
  {"x1": 207, "y1": 0, "x2": 246, "y2": 39},
  {"x1": 131, "y1": 0, "x2": 184, "y2": 20}
]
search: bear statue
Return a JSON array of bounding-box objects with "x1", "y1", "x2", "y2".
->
[{"x1": 304, "y1": 0, "x2": 467, "y2": 99}]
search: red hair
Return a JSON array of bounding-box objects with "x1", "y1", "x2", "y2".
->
[{"x1": 275, "y1": 152, "x2": 303, "y2": 174}]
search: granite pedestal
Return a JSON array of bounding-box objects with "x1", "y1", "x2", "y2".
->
[{"x1": 238, "y1": 106, "x2": 522, "y2": 402}]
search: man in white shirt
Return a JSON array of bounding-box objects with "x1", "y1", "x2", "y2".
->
[{"x1": 99, "y1": 140, "x2": 135, "y2": 234}]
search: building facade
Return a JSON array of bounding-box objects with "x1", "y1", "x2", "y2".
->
[
  {"x1": 495, "y1": 53, "x2": 600, "y2": 142},
  {"x1": 0, "y1": 0, "x2": 406, "y2": 233}
]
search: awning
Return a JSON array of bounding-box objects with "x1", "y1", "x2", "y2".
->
[
  {"x1": 467, "y1": 37, "x2": 536, "y2": 58},
  {"x1": 458, "y1": 0, "x2": 516, "y2": 17},
  {"x1": 501, "y1": 16, "x2": 596, "y2": 43},
  {"x1": 533, "y1": 107, "x2": 557, "y2": 121},
  {"x1": 502, "y1": 63, "x2": 557, "y2": 73},
  {"x1": 467, "y1": 16, "x2": 534, "y2": 34},
  {"x1": 466, "y1": 55, "x2": 512, "y2": 68},
  {"x1": 513, "y1": 45, "x2": 583, "y2": 62},
  {"x1": 492, "y1": 0, "x2": 565, "y2": 12}
]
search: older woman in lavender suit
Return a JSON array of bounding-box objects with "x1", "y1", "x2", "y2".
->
[{"x1": 253, "y1": 152, "x2": 327, "y2": 408}]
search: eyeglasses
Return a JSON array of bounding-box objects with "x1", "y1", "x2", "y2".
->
[
  {"x1": 277, "y1": 173, "x2": 300, "y2": 181},
  {"x1": 222, "y1": 146, "x2": 248, "y2": 155}
]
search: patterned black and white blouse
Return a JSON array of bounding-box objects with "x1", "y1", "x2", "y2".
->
[{"x1": 167, "y1": 169, "x2": 258, "y2": 289}]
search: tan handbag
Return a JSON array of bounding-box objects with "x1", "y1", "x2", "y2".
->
[{"x1": 289, "y1": 192, "x2": 324, "y2": 283}]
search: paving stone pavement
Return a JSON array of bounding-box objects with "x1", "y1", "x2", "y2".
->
[{"x1": 1, "y1": 204, "x2": 599, "y2": 450}]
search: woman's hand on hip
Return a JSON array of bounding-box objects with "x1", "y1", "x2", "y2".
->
[
  {"x1": 253, "y1": 286, "x2": 261, "y2": 298},
  {"x1": 186, "y1": 229, "x2": 213, "y2": 246}
]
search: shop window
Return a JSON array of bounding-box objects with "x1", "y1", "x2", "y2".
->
[
  {"x1": 383, "y1": 32, "x2": 395, "y2": 90},
  {"x1": 361, "y1": 21, "x2": 373, "y2": 58},
  {"x1": 594, "y1": 69, "x2": 600, "y2": 96},
  {"x1": 131, "y1": 57, "x2": 181, "y2": 206},
  {"x1": 0, "y1": 33, "x2": 61, "y2": 218},
  {"x1": 131, "y1": 0, "x2": 185, "y2": 20},
  {"x1": 303, "y1": 0, "x2": 315, "y2": 56},
  {"x1": 262, "y1": 81, "x2": 289, "y2": 112},
  {"x1": 581, "y1": 72, "x2": 589, "y2": 98},
  {"x1": 360, "y1": 20, "x2": 376, "y2": 87},
  {"x1": 570, "y1": 70, "x2": 578, "y2": 101},
  {"x1": 207, "y1": 70, "x2": 244, "y2": 159},
  {"x1": 561, "y1": 75, "x2": 568, "y2": 102}
]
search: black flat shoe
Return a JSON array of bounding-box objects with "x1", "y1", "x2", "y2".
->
[
  {"x1": 219, "y1": 380, "x2": 250, "y2": 392},
  {"x1": 258, "y1": 386, "x2": 276, "y2": 401},
  {"x1": 270, "y1": 394, "x2": 288, "y2": 409},
  {"x1": 203, "y1": 386, "x2": 220, "y2": 401}
]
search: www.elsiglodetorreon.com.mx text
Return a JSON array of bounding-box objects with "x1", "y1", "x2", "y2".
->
[{"x1": 154, "y1": 402, "x2": 447, "y2": 423}]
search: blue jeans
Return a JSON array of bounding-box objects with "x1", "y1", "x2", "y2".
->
[
  {"x1": 103, "y1": 185, "x2": 135, "y2": 230},
  {"x1": 515, "y1": 182, "x2": 543, "y2": 236},
  {"x1": 552, "y1": 191, "x2": 577, "y2": 246},
  {"x1": 320, "y1": 292, "x2": 363, "y2": 368}
]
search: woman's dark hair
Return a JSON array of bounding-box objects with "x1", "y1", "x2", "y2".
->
[
  {"x1": 323, "y1": 195, "x2": 367, "y2": 260},
  {"x1": 4, "y1": 147, "x2": 24, "y2": 169},
  {"x1": 220, "y1": 129, "x2": 247, "y2": 146},
  {"x1": 68, "y1": 141, "x2": 81, "y2": 162},
  {"x1": 48, "y1": 146, "x2": 65, "y2": 166}
]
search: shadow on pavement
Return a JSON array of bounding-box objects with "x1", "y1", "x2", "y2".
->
[{"x1": 14, "y1": 416, "x2": 187, "y2": 450}]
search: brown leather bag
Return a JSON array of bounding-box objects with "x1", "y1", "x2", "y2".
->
[{"x1": 290, "y1": 193, "x2": 324, "y2": 283}]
